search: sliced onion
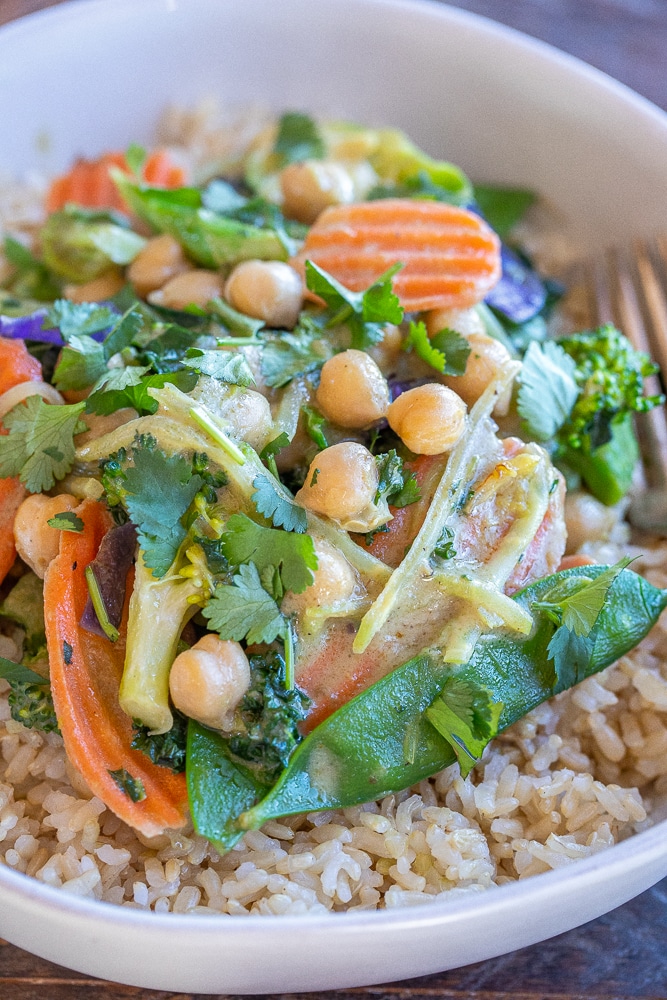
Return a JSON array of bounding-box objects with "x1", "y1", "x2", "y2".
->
[{"x1": 0, "y1": 380, "x2": 64, "y2": 420}]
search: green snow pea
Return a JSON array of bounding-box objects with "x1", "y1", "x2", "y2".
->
[
  {"x1": 187, "y1": 564, "x2": 667, "y2": 852},
  {"x1": 112, "y1": 173, "x2": 289, "y2": 268}
]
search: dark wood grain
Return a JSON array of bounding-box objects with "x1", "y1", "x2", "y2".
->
[{"x1": 1, "y1": 1, "x2": 667, "y2": 997}]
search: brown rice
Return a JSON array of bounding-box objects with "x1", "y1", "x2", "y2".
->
[{"x1": 1, "y1": 105, "x2": 666, "y2": 915}]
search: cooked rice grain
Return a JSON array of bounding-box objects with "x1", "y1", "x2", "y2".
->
[{"x1": 0, "y1": 541, "x2": 665, "y2": 913}]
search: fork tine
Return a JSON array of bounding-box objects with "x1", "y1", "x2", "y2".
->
[{"x1": 578, "y1": 239, "x2": 667, "y2": 514}]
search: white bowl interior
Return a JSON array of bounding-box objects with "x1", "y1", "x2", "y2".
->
[{"x1": 1, "y1": 0, "x2": 667, "y2": 992}]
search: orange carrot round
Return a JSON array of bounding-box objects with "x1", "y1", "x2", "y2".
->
[
  {"x1": 44, "y1": 500, "x2": 188, "y2": 837},
  {"x1": 292, "y1": 199, "x2": 502, "y2": 312}
]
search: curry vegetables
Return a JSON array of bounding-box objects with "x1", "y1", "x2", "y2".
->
[{"x1": 0, "y1": 112, "x2": 664, "y2": 849}]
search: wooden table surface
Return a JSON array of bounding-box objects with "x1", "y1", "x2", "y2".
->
[{"x1": 2, "y1": 0, "x2": 667, "y2": 997}]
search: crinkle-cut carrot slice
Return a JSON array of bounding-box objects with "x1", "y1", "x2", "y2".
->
[
  {"x1": 0, "y1": 337, "x2": 42, "y2": 584},
  {"x1": 45, "y1": 149, "x2": 188, "y2": 214},
  {"x1": 292, "y1": 199, "x2": 502, "y2": 312},
  {"x1": 44, "y1": 499, "x2": 188, "y2": 837}
]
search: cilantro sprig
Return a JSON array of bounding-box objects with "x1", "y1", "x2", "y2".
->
[
  {"x1": 403, "y1": 320, "x2": 470, "y2": 376},
  {"x1": 425, "y1": 676, "x2": 503, "y2": 778},
  {"x1": 0, "y1": 396, "x2": 87, "y2": 493},
  {"x1": 251, "y1": 474, "x2": 308, "y2": 533},
  {"x1": 375, "y1": 450, "x2": 421, "y2": 508},
  {"x1": 202, "y1": 563, "x2": 287, "y2": 645},
  {"x1": 220, "y1": 513, "x2": 317, "y2": 595},
  {"x1": 532, "y1": 557, "x2": 632, "y2": 687},
  {"x1": 305, "y1": 259, "x2": 404, "y2": 350}
]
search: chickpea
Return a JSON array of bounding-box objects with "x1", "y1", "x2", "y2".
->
[
  {"x1": 225, "y1": 260, "x2": 303, "y2": 329},
  {"x1": 441, "y1": 331, "x2": 512, "y2": 411},
  {"x1": 564, "y1": 490, "x2": 621, "y2": 554},
  {"x1": 169, "y1": 635, "x2": 250, "y2": 731},
  {"x1": 148, "y1": 269, "x2": 223, "y2": 310},
  {"x1": 191, "y1": 376, "x2": 274, "y2": 452},
  {"x1": 282, "y1": 539, "x2": 358, "y2": 614},
  {"x1": 280, "y1": 160, "x2": 355, "y2": 224},
  {"x1": 296, "y1": 442, "x2": 378, "y2": 522},
  {"x1": 127, "y1": 234, "x2": 190, "y2": 298},
  {"x1": 425, "y1": 306, "x2": 485, "y2": 340},
  {"x1": 368, "y1": 324, "x2": 403, "y2": 374},
  {"x1": 64, "y1": 268, "x2": 124, "y2": 303},
  {"x1": 387, "y1": 383, "x2": 466, "y2": 455},
  {"x1": 315, "y1": 350, "x2": 389, "y2": 428},
  {"x1": 14, "y1": 493, "x2": 78, "y2": 579}
]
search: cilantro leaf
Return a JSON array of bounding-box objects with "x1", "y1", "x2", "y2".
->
[
  {"x1": 304, "y1": 260, "x2": 403, "y2": 350},
  {"x1": 546, "y1": 626, "x2": 594, "y2": 689},
  {"x1": 260, "y1": 321, "x2": 333, "y2": 388},
  {"x1": 403, "y1": 320, "x2": 470, "y2": 375},
  {"x1": 259, "y1": 431, "x2": 290, "y2": 479},
  {"x1": 121, "y1": 441, "x2": 203, "y2": 576},
  {"x1": 0, "y1": 396, "x2": 86, "y2": 492},
  {"x1": 46, "y1": 300, "x2": 116, "y2": 340},
  {"x1": 425, "y1": 677, "x2": 503, "y2": 778},
  {"x1": 53, "y1": 306, "x2": 144, "y2": 392},
  {"x1": 274, "y1": 112, "x2": 325, "y2": 166},
  {"x1": 517, "y1": 340, "x2": 579, "y2": 442},
  {"x1": 181, "y1": 347, "x2": 255, "y2": 386},
  {"x1": 202, "y1": 563, "x2": 287, "y2": 645},
  {"x1": 54, "y1": 334, "x2": 107, "y2": 391},
  {"x1": 221, "y1": 513, "x2": 317, "y2": 594},
  {"x1": 260, "y1": 432, "x2": 291, "y2": 461},
  {"x1": 534, "y1": 557, "x2": 632, "y2": 637},
  {"x1": 251, "y1": 474, "x2": 307, "y2": 533},
  {"x1": 433, "y1": 524, "x2": 456, "y2": 560},
  {"x1": 0, "y1": 656, "x2": 48, "y2": 685},
  {"x1": 86, "y1": 369, "x2": 197, "y2": 416},
  {"x1": 47, "y1": 511, "x2": 84, "y2": 533},
  {"x1": 534, "y1": 558, "x2": 632, "y2": 688},
  {"x1": 375, "y1": 450, "x2": 421, "y2": 508}
]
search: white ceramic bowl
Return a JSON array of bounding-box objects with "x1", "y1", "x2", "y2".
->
[{"x1": 1, "y1": 0, "x2": 667, "y2": 992}]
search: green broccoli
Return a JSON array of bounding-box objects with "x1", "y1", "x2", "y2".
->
[
  {"x1": 519, "y1": 325, "x2": 664, "y2": 505},
  {"x1": 555, "y1": 325, "x2": 663, "y2": 504},
  {"x1": 556, "y1": 325, "x2": 662, "y2": 449},
  {"x1": 229, "y1": 650, "x2": 310, "y2": 783},
  {"x1": 8, "y1": 682, "x2": 60, "y2": 734},
  {"x1": 131, "y1": 710, "x2": 188, "y2": 772}
]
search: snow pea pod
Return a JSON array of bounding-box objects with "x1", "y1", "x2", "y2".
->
[
  {"x1": 113, "y1": 173, "x2": 289, "y2": 268},
  {"x1": 187, "y1": 565, "x2": 667, "y2": 849}
]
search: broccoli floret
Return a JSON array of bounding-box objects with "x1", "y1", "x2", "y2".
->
[
  {"x1": 229, "y1": 650, "x2": 310, "y2": 783},
  {"x1": 556, "y1": 325, "x2": 663, "y2": 451},
  {"x1": 131, "y1": 710, "x2": 188, "y2": 772},
  {"x1": 553, "y1": 325, "x2": 664, "y2": 504},
  {"x1": 8, "y1": 682, "x2": 60, "y2": 734}
]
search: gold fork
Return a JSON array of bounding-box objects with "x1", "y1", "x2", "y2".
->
[{"x1": 577, "y1": 237, "x2": 667, "y2": 532}]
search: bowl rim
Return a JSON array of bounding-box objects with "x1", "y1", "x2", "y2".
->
[{"x1": 0, "y1": 0, "x2": 666, "y2": 942}]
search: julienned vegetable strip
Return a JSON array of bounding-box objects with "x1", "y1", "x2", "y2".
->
[
  {"x1": 44, "y1": 499, "x2": 188, "y2": 837},
  {"x1": 353, "y1": 361, "x2": 520, "y2": 653}
]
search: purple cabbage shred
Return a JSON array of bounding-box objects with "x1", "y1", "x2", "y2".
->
[{"x1": 80, "y1": 522, "x2": 137, "y2": 638}]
